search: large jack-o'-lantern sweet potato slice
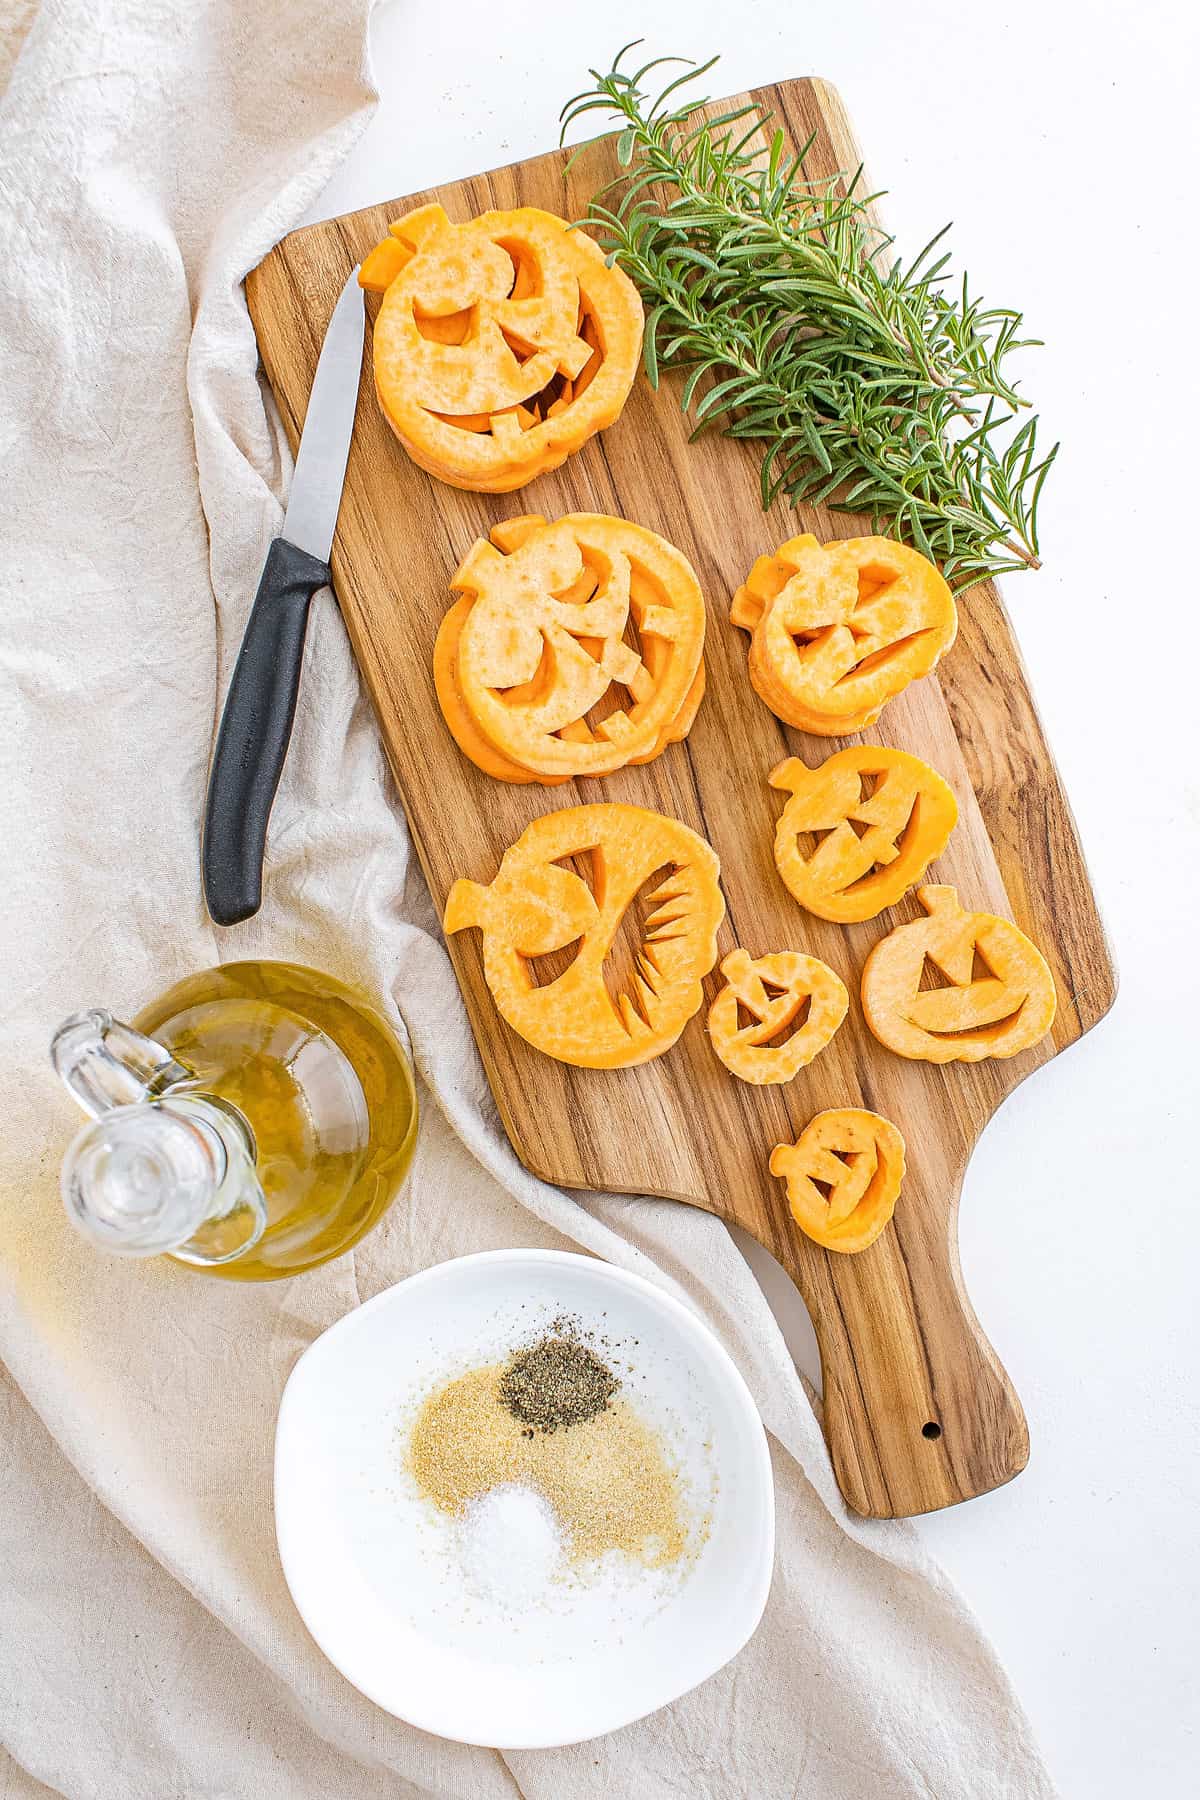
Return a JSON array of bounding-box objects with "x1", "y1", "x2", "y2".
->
[
  {"x1": 731, "y1": 535, "x2": 957, "y2": 734},
  {"x1": 444, "y1": 804, "x2": 724, "y2": 1068},
  {"x1": 361, "y1": 204, "x2": 643, "y2": 492},
  {"x1": 434, "y1": 513, "x2": 706, "y2": 781},
  {"x1": 770, "y1": 1109, "x2": 906, "y2": 1254},
  {"x1": 769, "y1": 747, "x2": 958, "y2": 923},
  {"x1": 707, "y1": 949, "x2": 848, "y2": 1084},
  {"x1": 861, "y1": 885, "x2": 1057, "y2": 1063}
]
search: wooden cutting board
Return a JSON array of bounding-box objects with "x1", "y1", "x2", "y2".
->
[{"x1": 246, "y1": 78, "x2": 1115, "y2": 1518}]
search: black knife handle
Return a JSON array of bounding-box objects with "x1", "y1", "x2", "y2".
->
[{"x1": 202, "y1": 537, "x2": 331, "y2": 926}]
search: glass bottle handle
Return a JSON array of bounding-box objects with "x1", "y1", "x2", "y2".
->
[{"x1": 51, "y1": 1009, "x2": 194, "y2": 1117}]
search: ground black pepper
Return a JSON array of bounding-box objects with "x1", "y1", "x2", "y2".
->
[{"x1": 498, "y1": 1332, "x2": 619, "y2": 1433}]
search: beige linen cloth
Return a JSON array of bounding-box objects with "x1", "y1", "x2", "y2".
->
[{"x1": 0, "y1": 3, "x2": 1056, "y2": 1795}]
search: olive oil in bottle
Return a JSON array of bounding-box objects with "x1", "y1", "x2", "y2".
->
[{"x1": 52, "y1": 961, "x2": 417, "y2": 1280}]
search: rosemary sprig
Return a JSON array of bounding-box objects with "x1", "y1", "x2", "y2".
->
[{"x1": 561, "y1": 46, "x2": 1057, "y2": 587}]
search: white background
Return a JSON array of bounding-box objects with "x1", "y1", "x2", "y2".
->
[{"x1": 308, "y1": 3, "x2": 1200, "y2": 1794}]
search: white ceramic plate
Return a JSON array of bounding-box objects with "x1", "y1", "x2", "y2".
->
[{"x1": 275, "y1": 1248, "x2": 774, "y2": 1747}]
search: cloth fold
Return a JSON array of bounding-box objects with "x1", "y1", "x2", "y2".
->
[{"x1": 0, "y1": 3, "x2": 1056, "y2": 1795}]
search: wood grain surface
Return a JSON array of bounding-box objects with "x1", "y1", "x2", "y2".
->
[{"x1": 245, "y1": 79, "x2": 1115, "y2": 1518}]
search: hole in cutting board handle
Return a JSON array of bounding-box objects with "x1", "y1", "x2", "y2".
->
[{"x1": 922, "y1": 1421, "x2": 942, "y2": 1440}]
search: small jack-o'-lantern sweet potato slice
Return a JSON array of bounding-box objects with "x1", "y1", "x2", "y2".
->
[
  {"x1": 770, "y1": 1109, "x2": 906, "y2": 1254},
  {"x1": 769, "y1": 747, "x2": 958, "y2": 923},
  {"x1": 707, "y1": 949, "x2": 848, "y2": 1084},
  {"x1": 861, "y1": 884, "x2": 1056, "y2": 1063}
]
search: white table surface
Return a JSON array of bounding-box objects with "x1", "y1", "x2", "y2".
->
[{"x1": 308, "y1": 3, "x2": 1200, "y2": 1793}]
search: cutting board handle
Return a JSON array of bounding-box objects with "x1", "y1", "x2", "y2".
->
[{"x1": 770, "y1": 1163, "x2": 1029, "y2": 1518}]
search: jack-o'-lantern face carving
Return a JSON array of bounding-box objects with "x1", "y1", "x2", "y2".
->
[
  {"x1": 861, "y1": 885, "x2": 1057, "y2": 1063},
  {"x1": 731, "y1": 535, "x2": 957, "y2": 734},
  {"x1": 361, "y1": 204, "x2": 644, "y2": 492},
  {"x1": 443, "y1": 804, "x2": 725, "y2": 1068},
  {"x1": 770, "y1": 1109, "x2": 906, "y2": 1255},
  {"x1": 769, "y1": 748, "x2": 958, "y2": 923},
  {"x1": 707, "y1": 950, "x2": 847, "y2": 1085},
  {"x1": 434, "y1": 514, "x2": 706, "y2": 781}
]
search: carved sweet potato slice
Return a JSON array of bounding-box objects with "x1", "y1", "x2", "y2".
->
[
  {"x1": 731, "y1": 536, "x2": 957, "y2": 734},
  {"x1": 707, "y1": 949, "x2": 847, "y2": 1084},
  {"x1": 770, "y1": 1109, "x2": 906, "y2": 1254},
  {"x1": 435, "y1": 513, "x2": 705, "y2": 781},
  {"x1": 769, "y1": 747, "x2": 958, "y2": 923},
  {"x1": 444, "y1": 804, "x2": 724, "y2": 1068},
  {"x1": 861, "y1": 884, "x2": 1057, "y2": 1062},
  {"x1": 362, "y1": 205, "x2": 643, "y2": 492}
]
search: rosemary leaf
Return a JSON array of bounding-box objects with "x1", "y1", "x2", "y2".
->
[{"x1": 561, "y1": 47, "x2": 1057, "y2": 588}]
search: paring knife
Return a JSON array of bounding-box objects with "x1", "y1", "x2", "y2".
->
[{"x1": 203, "y1": 265, "x2": 365, "y2": 927}]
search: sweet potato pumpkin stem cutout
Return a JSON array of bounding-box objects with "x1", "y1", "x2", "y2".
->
[
  {"x1": 444, "y1": 804, "x2": 724, "y2": 1068},
  {"x1": 707, "y1": 949, "x2": 847, "y2": 1084},
  {"x1": 770, "y1": 1109, "x2": 906, "y2": 1254},
  {"x1": 731, "y1": 534, "x2": 958, "y2": 733},
  {"x1": 435, "y1": 514, "x2": 706, "y2": 782},
  {"x1": 361, "y1": 204, "x2": 643, "y2": 492},
  {"x1": 770, "y1": 747, "x2": 958, "y2": 923},
  {"x1": 862, "y1": 885, "x2": 1057, "y2": 1062}
]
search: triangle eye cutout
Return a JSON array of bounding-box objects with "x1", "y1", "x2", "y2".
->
[
  {"x1": 552, "y1": 847, "x2": 601, "y2": 899},
  {"x1": 498, "y1": 326, "x2": 541, "y2": 368},
  {"x1": 918, "y1": 954, "x2": 956, "y2": 992},
  {"x1": 793, "y1": 827, "x2": 835, "y2": 862},
  {"x1": 526, "y1": 937, "x2": 584, "y2": 988},
  {"x1": 970, "y1": 944, "x2": 996, "y2": 982},
  {"x1": 854, "y1": 565, "x2": 897, "y2": 606}
]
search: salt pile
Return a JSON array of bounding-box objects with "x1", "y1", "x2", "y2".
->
[{"x1": 456, "y1": 1482, "x2": 566, "y2": 1608}]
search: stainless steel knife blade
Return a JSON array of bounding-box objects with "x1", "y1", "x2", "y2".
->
[{"x1": 282, "y1": 265, "x2": 365, "y2": 564}]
